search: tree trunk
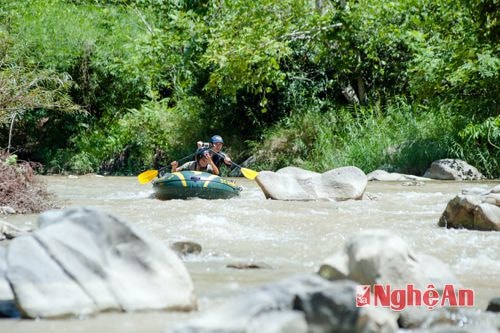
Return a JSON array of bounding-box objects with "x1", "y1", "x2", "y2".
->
[
  {"x1": 7, "y1": 111, "x2": 17, "y2": 153},
  {"x1": 357, "y1": 76, "x2": 366, "y2": 104}
]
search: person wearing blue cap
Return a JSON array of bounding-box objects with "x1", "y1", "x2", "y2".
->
[
  {"x1": 197, "y1": 135, "x2": 232, "y2": 169},
  {"x1": 170, "y1": 148, "x2": 219, "y2": 175}
]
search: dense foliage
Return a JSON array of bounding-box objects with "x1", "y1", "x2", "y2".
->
[{"x1": 0, "y1": 0, "x2": 498, "y2": 177}]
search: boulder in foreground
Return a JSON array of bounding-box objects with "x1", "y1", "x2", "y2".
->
[
  {"x1": 2, "y1": 207, "x2": 196, "y2": 318},
  {"x1": 168, "y1": 274, "x2": 397, "y2": 333},
  {"x1": 318, "y1": 229, "x2": 461, "y2": 328}
]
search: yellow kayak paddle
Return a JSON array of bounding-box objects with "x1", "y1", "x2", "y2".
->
[
  {"x1": 137, "y1": 169, "x2": 160, "y2": 184},
  {"x1": 240, "y1": 167, "x2": 258, "y2": 180},
  {"x1": 138, "y1": 152, "x2": 197, "y2": 184},
  {"x1": 210, "y1": 150, "x2": 259, "y2": 180}
]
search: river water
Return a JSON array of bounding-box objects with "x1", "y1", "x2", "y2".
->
[{"x1": 1, "y1": 175, "x2": 499, "y2": 332}]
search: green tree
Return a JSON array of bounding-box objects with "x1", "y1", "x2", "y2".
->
[{"x1": 0, "y1": 58, "x2": 81, "y2": 153}]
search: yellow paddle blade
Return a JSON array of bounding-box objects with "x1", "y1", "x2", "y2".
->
[
  {"x1": 241, "y1": 167, "x2": 258, "y2": 180},
  {"x1": 137, "y1": 169, "x2": 158, "y2": 184}
]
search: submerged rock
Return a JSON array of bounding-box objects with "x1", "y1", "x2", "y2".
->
[
  {"x1": 367, "y1": 169, "x2": 430, "y2": 181},
  {"x1": 486, "y1": 297, "x2": 500, "y2": 312},
  {"x1": 226, "y1": 262, "x2": 272, "y2": 269},
  {"x1": 170, "y1": 241, "x2": 202, "y2": 257}
]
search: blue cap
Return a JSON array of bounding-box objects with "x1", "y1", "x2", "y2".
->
[{"x1": 210, "y1": 135, "x2": 224, "y2": 144}]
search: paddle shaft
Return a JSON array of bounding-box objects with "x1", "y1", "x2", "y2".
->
[
  {"x1": 165, "y1": 152, "x2": 196, "y2": 172},
  {"x1": 210, "y1": 149, "x2": 251, "y2": 170},
  {"x1": 209, "y1": 149, "x2": 237, "y2": 167},
  {"x1": 209, "y1": 149, "x2": 258, "y2": 180}
]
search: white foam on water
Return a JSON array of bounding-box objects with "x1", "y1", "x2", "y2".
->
[
  {"x1": 177, "y1": 214, "x2": 291, "y2": 242},
  {"x1": 178, "y1": 250, "x2": 232, "y2": 263},
  {"x1": 102, "y1": 190, "x2": 154, "y2": 200},
  {"x1": 453, "y1": 252, "x2": 500, "y2": 277}
]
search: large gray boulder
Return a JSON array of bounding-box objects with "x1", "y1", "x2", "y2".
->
[
  {"x1": 256, "y1": 166, "x2": 367, "y2": 201},
  {"x1": 318, "y1": 230, "x2": 461, "y2": 328},
  {"x1": 256, "y1": 171, "x2": 315, "y2": 200},
  {"x1": 168, "y1": 274, "x2": 397, "y2": 333},
  {"x1": 5, "y1": 207, "x2": 196, "y2": 318},
  {"x1": 438, "y1": 186, "x2": 500, "y2": 231},
  {"x1": 424, "y1": 159, "x2": 483, "y2": 180}
]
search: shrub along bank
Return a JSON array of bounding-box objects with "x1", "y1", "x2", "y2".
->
[
  {"x1": 253, "y1": 102, "x2": 499, "y2": 177},
  {"x1": 0, "y1": 152, "x2": 56, "y2": 214}
]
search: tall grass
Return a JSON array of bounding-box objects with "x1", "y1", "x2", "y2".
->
[
  {"x1": 252, "y1": 100, "x2": 477, "y2": 176},
  {"x1": 453, "y1": 115, "x2": 499, "y2": 178}
]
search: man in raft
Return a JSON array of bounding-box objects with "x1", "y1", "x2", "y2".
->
[{"x1": 170, "y1": 148, "x2": 219, "y2": 175}]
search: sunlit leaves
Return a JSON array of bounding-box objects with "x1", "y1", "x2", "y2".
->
[
  {"x1": 201, "y1": 0, "x2": 314, "y2": 102},
  {"x1": 0, "y1": 66, "x2": 81, "y2": 124}
]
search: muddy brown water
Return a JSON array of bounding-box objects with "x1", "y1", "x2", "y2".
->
[{"x1": 1, "y1": 175, "x2": 499, "y2": 332}]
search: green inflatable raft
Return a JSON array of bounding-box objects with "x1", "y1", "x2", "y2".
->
[{"x1": 152, "y1": 171, "x2": 242, "y2": 200}]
